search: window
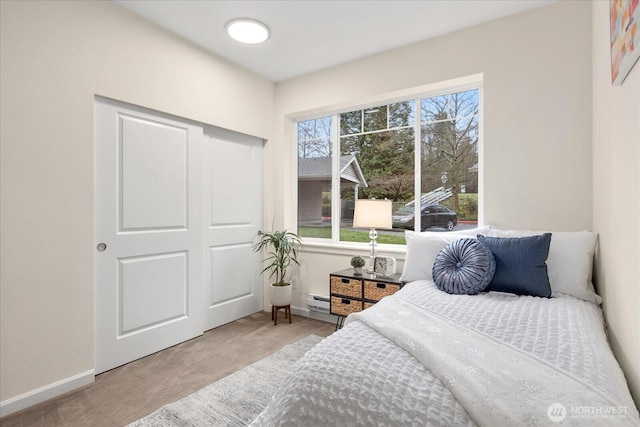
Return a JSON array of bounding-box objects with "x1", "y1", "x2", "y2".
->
[
  {"x1": 297, "y1": 117, "x2": 333, "y2": 239},
  {"x1": 297, "y1": 85, "x2": 480, "y2": 245}
]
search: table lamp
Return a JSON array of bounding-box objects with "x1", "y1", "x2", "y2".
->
[{"x1": 353, "y1": 199, "x2": 393, "y2": 274}]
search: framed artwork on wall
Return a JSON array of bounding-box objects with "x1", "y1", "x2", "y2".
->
[{"x1": 610, "y1": 0, "x2": 640, "y2": 85}]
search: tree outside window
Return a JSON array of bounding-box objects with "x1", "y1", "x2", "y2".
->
[{"x1": 421, "y1": 90, "x2": 479, "y2": 217}]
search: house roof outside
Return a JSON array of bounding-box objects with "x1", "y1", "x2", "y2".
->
[{"x1": 298, "y1": 155, "x2": 368, "y2": 187}]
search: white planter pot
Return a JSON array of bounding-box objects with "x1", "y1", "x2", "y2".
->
[{"x1": 270, "y1": 283, "x2": 292, "y2": 307}]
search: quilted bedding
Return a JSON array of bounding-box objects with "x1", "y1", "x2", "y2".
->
[{"x1": 251, "y1": 280, "x2": 639, "y2": 426}]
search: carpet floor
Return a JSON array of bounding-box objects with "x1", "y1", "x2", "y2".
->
[{"x1": 128, "y1": 335, "x2": 322, "y2": 426}]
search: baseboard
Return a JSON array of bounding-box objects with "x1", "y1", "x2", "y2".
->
[
  {"x1": 0, "y1": 370, "x2": 94, "y2": 418},
  {"x1": 291, "y1": 305, "x2": 338, "y2": 325}
]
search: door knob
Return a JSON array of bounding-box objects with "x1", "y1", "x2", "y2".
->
[{"x1": 97, "y1": 243, "x2": 107, "y2": 252}]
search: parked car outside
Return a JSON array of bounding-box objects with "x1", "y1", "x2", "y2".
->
[{"x1": 392, "y1": 204, "x2": 457, "y2": 231}]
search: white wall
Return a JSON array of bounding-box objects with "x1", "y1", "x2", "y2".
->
[
  {"x1": 592, "y1": 1, "x2": 640, "y2": 406},
  {"x1": 0, "y1": 0, "x2": 274, "y2": 405},
  {"x1": 273, "y1": 1, "x2": 593, "y2": 308}
]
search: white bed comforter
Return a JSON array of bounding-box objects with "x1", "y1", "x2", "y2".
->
[{"x1": 251, "y1": 281, "x2": 639, "y2": 426}]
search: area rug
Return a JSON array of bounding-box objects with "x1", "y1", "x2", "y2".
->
[{"x1": 128, "y1": 335, "x2": 323, "y2": 426}]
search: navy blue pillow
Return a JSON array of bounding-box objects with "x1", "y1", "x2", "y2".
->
[
  {"x1": 432, "y1": 238, "x2": 496, "y2": 295},
  {"x1": 477, "y1": 233, "x2": 552, "y2": 298}
]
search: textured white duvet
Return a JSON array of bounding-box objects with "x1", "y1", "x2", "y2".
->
[{"x1": 251, "y1": 281, "x2": 639, "y2": 426}]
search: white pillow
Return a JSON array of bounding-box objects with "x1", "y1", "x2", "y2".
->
[
  {"x1": 485, "y1": 229, "x2": 599, "y2": 303},
  {"x1": 400, "y1": 226, "x2": 492, "y2": 282}
]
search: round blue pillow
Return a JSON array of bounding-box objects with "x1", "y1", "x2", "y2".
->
[{"x1": 432, "y1": 238, "x2": 495, "y2": 295}]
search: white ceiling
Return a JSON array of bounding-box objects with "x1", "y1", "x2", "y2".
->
[{"x1": 113, "y1": 0, "x2": 556, "y2": 83}]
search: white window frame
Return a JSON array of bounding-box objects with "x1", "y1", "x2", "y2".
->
[{"x1": 294, "y1": 74, "x2": 484, "y2": 251}]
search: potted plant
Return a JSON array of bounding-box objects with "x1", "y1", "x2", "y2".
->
[
  {"x1": 350, "y1": 256, "x2": 365, "y2": 275},
  {"x1": 252, "y1": 229, "x2": 302, "y2": 307}
]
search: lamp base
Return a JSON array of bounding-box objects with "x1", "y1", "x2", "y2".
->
[{"x1": 368, "y1": 228, "x2": 378, "y2": 274}]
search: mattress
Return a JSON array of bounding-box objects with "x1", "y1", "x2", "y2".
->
[{"x1": 251, "y1": 280, "x2": 639, "y2": 426}]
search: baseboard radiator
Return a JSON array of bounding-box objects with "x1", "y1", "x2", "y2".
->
[{"x1": 306, "y1": 294, "x2": 330, "y2": 314}]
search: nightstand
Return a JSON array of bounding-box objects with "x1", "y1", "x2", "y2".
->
[{"x1": 329, "y1": 268, "x2": 403, "y2": 330}]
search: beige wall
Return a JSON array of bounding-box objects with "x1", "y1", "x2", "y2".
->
[
  {"x1": 273, "y1": 1, "x2": 593, "y2": 308},
  {"x1": 0, "y1": 1, "x2": 274, "y2": 403},
  {"x1": 592, "y1": 1, "x2": 640, "y2": 406}
]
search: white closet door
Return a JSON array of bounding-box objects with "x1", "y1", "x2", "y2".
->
[
  {"x1": 203, "y1": 127, "x2": 264, "y2": 330},
  {"x1": 94, "y1": 98, "x2": 204, "y2": 374}
]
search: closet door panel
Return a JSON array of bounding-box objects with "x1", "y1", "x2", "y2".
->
[{"x1": 203, "y1": 128, "x2": 264, "y2": 330}]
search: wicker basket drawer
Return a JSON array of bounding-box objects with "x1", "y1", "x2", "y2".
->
[
  {"x1": 330, "y1": 296, "x2": 363, "y2": 316},
  {"x1": 364, "y1": 302, "x2": 375, "y2": 310},
  {"x1": 330, "y1": 276, "x2": 362, "y2": 298},
  {"x1": 364, "y1": 280, "x2": 401, "y2": 301}
]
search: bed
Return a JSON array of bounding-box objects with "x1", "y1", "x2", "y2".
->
[{"x1": 250, "y1": 228, "x2": 640, "y2": 426}]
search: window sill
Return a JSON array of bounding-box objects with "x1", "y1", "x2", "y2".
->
[{"x1": 301, "y1": 239, "x2": 407, "y2": 259}]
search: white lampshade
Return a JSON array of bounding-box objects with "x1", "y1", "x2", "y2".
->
[{"x1": 353, "y1": 199, "x2": 392, "y2": 229}]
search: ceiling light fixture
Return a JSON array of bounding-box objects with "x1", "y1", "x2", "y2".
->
[{"x1": 226, "y1": 18, "x2": 270, "y2": 44}]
